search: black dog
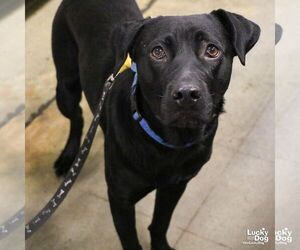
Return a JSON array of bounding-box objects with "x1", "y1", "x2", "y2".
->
[{"x1": 52, "y1": 0, "x2": 260, "y2": 249}]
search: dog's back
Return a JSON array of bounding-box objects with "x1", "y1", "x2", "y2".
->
[
  {"x1": 52, "y1": 0, "x2": 142, "y2": 175},
  {"x1": 52, "y1": 0, "x2": 142, "y2": 97}
]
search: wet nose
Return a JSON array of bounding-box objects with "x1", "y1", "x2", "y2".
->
[{"x1": 172, "y1": 85, "x2": 201, "y2": 106}]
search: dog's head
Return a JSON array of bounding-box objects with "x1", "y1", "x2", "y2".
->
[{"x1": 112, "y1": 10, "x2": 260, "y2": 129}]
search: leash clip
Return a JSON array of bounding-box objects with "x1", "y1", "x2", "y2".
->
[{"x1": 107, "y1": 74, "x2": 115, "y2": 83}]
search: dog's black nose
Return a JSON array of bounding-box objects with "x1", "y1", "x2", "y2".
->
[{"x1": 172, "y1": 86, "x2": 201, "y2": 105}]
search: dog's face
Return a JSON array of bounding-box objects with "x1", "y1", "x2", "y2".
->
[{"x1": 113, "y1": 10, "x2": 260, "y2": 129}]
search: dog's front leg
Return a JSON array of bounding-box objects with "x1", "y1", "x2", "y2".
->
[
  {"x1": 108, "y1": 191, "x2": 142, "y2": 250},
  {"x1": 149, "y1": 182, "x2": 187, "y2": 250}
]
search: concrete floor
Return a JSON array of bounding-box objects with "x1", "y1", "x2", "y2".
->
[
  {"x1": 0, "y1": 3, "x2": 25, "y2": 250},
  {"x1": 275, "y1": 1, "x2": 300, "y2": 249},
  {"x1": 25, "y1": 0, "x2": 275, "y2": 250}
]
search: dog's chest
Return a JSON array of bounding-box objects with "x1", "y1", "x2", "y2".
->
[{"x1": 130, "y1": 144, "x2": 212, "y2": 186}]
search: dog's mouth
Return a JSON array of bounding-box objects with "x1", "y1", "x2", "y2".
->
[{"x1": 162, "y1": 111, "x2": 210, "y2": 129}]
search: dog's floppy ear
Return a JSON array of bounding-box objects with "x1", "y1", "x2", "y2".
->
[
  {"x1": 211, "y1": 9, "x2": 260, "y2": 65},
  {"x1": 111, "y1": 18, "x2": 150, "y2": 75}
]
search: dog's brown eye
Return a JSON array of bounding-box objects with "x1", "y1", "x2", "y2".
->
[
  {"x1": 151, "y1": 46, "x2": 166, "y2": 60},
  {"x1": 205, "y1": 44, "x2": 220, "y2": 58}
]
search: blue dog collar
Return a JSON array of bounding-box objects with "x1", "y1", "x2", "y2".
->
[{"x1": 130, "y1": 62, "x2": 196, "y2": 149}]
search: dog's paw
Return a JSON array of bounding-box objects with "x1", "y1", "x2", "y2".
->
[
  {"x1": 150, "y1": 236, "x2": 176, "y2": 250},
  {"x1": 54, "y1": 154, "x2": 74, "y2": 177}
]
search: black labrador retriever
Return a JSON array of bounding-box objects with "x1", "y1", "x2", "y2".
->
[{"x1": 52, "y1": 0, "x2": 260, "y2": 249}]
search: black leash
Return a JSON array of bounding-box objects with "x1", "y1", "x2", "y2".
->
[{"x1": 25, "y1": 74, "x2": 116, "y2": 239}]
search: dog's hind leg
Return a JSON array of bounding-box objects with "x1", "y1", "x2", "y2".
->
[
  {"x1": 54, "y1": 77, "x2": 83, "y2": 177},
  {"x1": 52, "y1": 6, "x2": 83, "y2": 176}
]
